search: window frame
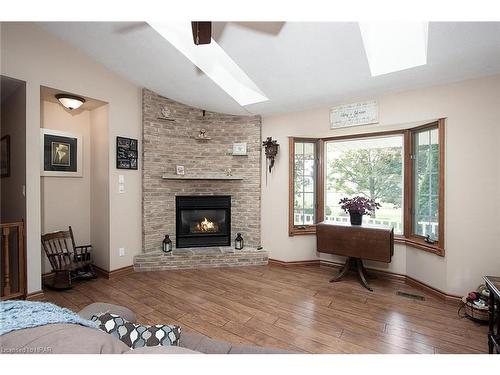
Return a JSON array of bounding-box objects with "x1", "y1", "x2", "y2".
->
[
  {"x1": 288, "y1": 137, "x2": 324, "y2": 236},
  {"x1": 288, "y1": 119, "x2": 445, "y2": 257}
]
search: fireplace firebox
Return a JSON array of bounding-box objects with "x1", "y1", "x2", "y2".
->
[{"x1": 176, "y1": 196, "x2": 231, "y2": 248}]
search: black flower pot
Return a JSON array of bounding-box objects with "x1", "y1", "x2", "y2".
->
[{"x1": 349, "y1": 212, "x2": 363, "y2": 225}]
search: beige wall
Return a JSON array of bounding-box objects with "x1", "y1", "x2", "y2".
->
[
  {"x1": 1, "y1": 22, "x2": 142, "y2": 293},
  {"x1": 262, "y1": 75, "x2": 500, "y2": 296},
  {"x1": 90, "y1": 105, "x2": 110, "y2": 271}
]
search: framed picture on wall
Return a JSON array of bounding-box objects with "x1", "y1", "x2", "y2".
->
[
  {"x1": 116, "y1": 136, "x2": 138, "y2": 170},
  {"x1": 40, "y1": 129, "x2": 82, "y2": 177},
  {"x1": 0, "y1": 135, "x2": 10, "y2": 177}
]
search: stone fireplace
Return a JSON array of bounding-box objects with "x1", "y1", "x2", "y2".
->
[
  {"x1": 176, "y1": 195, "x2": 231, "y2": 248},
  {"x1": 135, "y1": 89, "x2": 268, "y2": 271}
]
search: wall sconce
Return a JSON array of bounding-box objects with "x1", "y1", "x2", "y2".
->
[
  {"x1": 55, "y1": 94, "x2": 85, "y2": 110},
  {"x1": 262, "y1": 137, "x2": 279, "y2": 173}
]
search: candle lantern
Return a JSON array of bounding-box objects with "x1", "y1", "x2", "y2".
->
[
  {"x1": 235, "y1": 233, "x2": 244, "y2": 250},
  {"x1": 162, "y1": 235, "x2": 172, "y2": 253}
]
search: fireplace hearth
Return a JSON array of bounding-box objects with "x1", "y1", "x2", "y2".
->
[{"x1": 176, "y1": 196, "x2": 231, "y2": 248}]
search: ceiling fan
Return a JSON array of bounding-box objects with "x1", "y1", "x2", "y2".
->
[
  {"x1": 191, "y1": 22, "x2": 212, "y2": 45},
  {"x1": 115, "y1": 21, "x2": 280, "y2": 106},
  {"x1": 116, "y1": 21, "x2": 284, "y2": 45}
]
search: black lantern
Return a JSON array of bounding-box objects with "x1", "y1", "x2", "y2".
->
[
  {"x1": 235, "y1": 233, "x2": 244, "y2": 250},
  {"x1": 162, "y1": 235, "x2": 172, "y2": 253}
]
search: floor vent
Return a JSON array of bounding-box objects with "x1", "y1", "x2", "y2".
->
[{"x1": 396, "y1": 291, "x2": 425, "y2": 301}]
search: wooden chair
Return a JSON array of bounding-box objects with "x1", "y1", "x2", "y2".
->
[{"x1": 41, "y1": 226, "x2": 97, "y2": 290}]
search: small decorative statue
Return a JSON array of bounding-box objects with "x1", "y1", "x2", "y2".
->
[
  {"x1": 160, "y1": 106, "x2": 171, "y2": 118},
  {"x1": 262, "y1": 137, "x2": 279, "y2": 173},
  {"x1": 197, "y1": 128, "x2": 208, "y2": 139},
  {"x1": 162, "y1": 234, "x2": 172, "y2": 253},
  {"x1": 235, "y1": 233, "x2": 244, "y2": 250}
]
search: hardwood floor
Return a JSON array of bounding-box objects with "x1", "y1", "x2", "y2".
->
[{"x1": 43, "y1": 265, "x2": 488, "y2": 354}]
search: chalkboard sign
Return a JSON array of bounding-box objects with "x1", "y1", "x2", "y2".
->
[{"x1": 116, "y1": 136, "x2": 138, "y2": 170}]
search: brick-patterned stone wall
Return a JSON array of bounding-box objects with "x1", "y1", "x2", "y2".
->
[{"x1": 142, "y1": 89, "x2": 262, "y2": 253}]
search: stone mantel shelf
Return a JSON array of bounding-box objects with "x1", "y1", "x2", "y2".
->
[{"x1": 162, "y1": 174, "x2": 244, "y2": 181}]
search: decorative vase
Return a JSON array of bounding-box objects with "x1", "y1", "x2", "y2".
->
[{"x1": 349, "y1": 212, "x2": 363, "y2": 225}]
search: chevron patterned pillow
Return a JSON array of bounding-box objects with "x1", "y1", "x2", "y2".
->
[{"x1": 91, "y1": 312, "x2": 181, "y2": 349}]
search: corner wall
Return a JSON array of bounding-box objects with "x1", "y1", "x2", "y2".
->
[
  {"x1": 261, "y1": 75, "x2": 500, "y2": 296},
  {"x1": 1, "y1": 22, "x2": 142, "y2": 293}
]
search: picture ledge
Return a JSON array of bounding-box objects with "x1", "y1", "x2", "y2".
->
[{"x1": 161, "y1": 174, "x2": 244, "y2": 181}]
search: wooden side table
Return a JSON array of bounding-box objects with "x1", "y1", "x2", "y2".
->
[
  {"x1": 317, "y1": 221, "x2": 393, "y2": 291},
  {"x1": 484, "y1": 276, "x2": 500, "y2": 354}
]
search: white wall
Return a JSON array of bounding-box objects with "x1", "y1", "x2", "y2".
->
[
  {"x1": 262, "y1": 75, "x2": 500, "y2": 296},
  {"x1": 1, "y1": 22, "x2": 142, "y2": 293}
]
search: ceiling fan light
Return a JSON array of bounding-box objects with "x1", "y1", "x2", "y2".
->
[{"x1": 55, "y1": 94, "x2": 86, "y2": 110}]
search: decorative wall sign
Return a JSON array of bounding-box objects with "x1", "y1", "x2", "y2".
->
[
  {"x1": 232, "y1": 142, "x2": 247, "y2": 156},
  {"x1": 116, "y1": 136, "x2": 138, "y2": 170},
  {"x1": 40, "y1": 129, "x2": 82, "y2": 177},
  {"x1": 0, "y1": 135, "x2": 10, "y2": 177},
  {"x1": 330, "y1": 100, "x2": 379, "y2": 129}
]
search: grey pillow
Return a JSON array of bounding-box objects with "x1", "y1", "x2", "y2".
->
[
  {"x1": 91, "y1": 313, "x2": 181, "y2": 349},
  {"x1": 78, "y1": 302, "x2": 136, "y2": 322}
]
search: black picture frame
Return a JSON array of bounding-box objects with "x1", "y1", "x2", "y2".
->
[
  {"x1": 116, "y1": 136, "x2": 138, "y2": 170},
  {"x1": 0, "y1": 135, "x2": 10, "y2": 177},
  {"x1": 43, "y1": 133, "x2": 77, "y2": 172}
]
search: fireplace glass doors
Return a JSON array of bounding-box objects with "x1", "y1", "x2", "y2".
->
[{"x1": 176, "y1": 196, "x2": 231, "y2": 248}]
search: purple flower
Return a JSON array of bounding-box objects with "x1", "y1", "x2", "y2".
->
[{"x1": 339, "y1": 196, "x2": 381, "y2": 216}]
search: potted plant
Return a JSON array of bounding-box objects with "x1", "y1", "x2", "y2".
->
[{"x1": 339, "y1": 196, "x2": 381, "y2": 225}]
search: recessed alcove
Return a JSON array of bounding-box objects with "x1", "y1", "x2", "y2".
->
[{"x1": 39, "y1": 86, "x2": 110, "y2": 273}]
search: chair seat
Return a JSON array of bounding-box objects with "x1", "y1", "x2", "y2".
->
[{"x1": 60, "y1": 260, "x2": 92, "y2": 271}]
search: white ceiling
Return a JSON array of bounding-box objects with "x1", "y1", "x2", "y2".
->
[{"x1": 38, "y1": 22, "x2": 500, "y2": 116}]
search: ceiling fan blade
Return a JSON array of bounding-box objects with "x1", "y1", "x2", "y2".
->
[
  {"x1": 113, "y1": 22, "x2": 148, "y2": 34},
  {"x1": 211, "y1": 22, "x2": 226, "y2": 42},
  {"x1": 233, "y1": 22, "x2": 285, "y2": 35},
  {"x1": 191, "y1": 21, "x2": 212, "y2": 45}
]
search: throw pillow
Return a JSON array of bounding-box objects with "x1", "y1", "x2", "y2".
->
[{"x1": 91, "y1": 312, "x2": 181, "y2": 349}]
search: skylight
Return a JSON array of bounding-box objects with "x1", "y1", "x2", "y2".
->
[
  {"x1": 148, "y1": 22, "x2": 269, "y2": 106},
  {"x1": 359, "y1": 22, "x2": 429, "y2": 77}
]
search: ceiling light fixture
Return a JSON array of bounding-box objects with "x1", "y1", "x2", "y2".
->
[
  {"x1": 148, "y1": 22, "x2": 268, "y2": 107},
  {"x1": 55, "y1": 94, "x2": 86, "y2": 110},
  {"x1": 359, "y1": 22, "x2": 429, "y2": 76}
]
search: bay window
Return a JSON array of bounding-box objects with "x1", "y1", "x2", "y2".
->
[
  {"x1": 289, "y1": 119, "x2": 445, "y2": 256},
  {"x1": 325, "y1": 135, "x2": 404, "y2": 234}
]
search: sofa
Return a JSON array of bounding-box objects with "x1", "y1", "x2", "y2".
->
[{"x1": 0, "y1": 302, "x2": 291, "y2": 354}]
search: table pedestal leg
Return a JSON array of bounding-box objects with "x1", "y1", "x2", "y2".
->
[
  {"x1": 329, "y1": 257, "x2": 373, "y2": 291},
  {"x1": 329, "y1": 257, "x2": 352, "y2": 282},
  {"x1": 355, "y1": 258, "x2": 373, "y2": 291}
]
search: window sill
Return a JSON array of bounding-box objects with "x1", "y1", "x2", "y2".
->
[
  {"x1": 289, "y1": 226, "x2": 317, "y2": 236},
  {"x1": 404, "y1": 237, "x2": 445, "y2": 257}
]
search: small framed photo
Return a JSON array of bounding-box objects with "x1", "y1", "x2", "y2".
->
[
  {"x1": 40, "y1": 129, "x2": 82, "y2": 177},
  {"x1": 1, "y1": 135, "x2": 10, "y2": 177},
  {"x1": 232, "y1": 142, "x2": 247, "y2": 156},
  {"x1": 176, "y1": 165, "x2": 185, "y2": 175},
  {"x1": 116, "y1": 136, "x2": 138, "y2": 170}
]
